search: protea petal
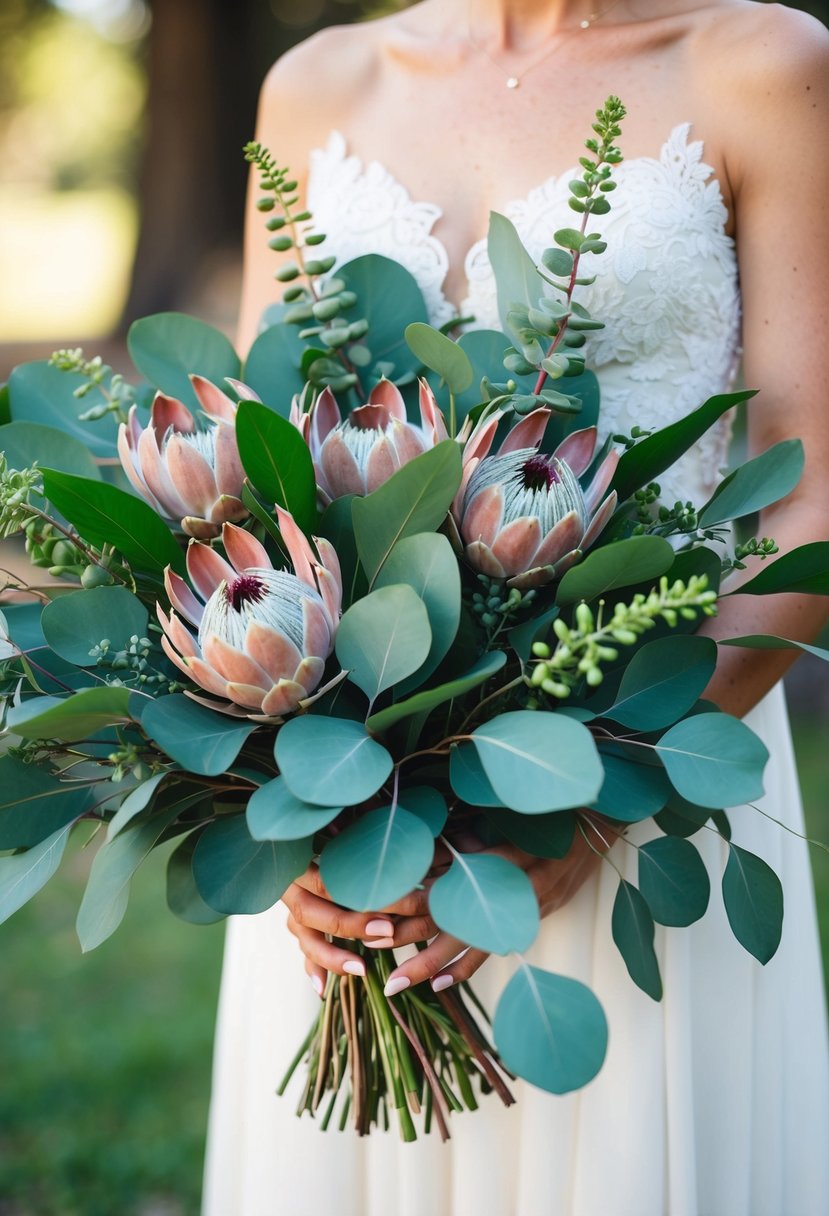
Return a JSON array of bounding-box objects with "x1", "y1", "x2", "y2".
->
[
  {"x1": 206, "y1": 495, "x2": 247, "y2": 525},
  {"x1": 190, "y1": 375, "x2": 237, "y2": 424},
  {"x1": 137, "y1": 427, "x2": 189, "y2": 518},
  {"x1": 150, "y1": 392, "x2": 196, "y2": 436},
  {"x1": 301, "y1": 596, "x2": 333, "y2": 659},
  {"x1": 293, "y1": 655, "x2": 326, "y2": 694},
  {"x1": 419, "y1": 379, "x2": 448, "y2": 442},
  {"x1": 244, "y1": 619, "x2": 303, "y2": 682},
  {"x1": 553, "y1": 426, "x2": 598, "y2": 477},
  {"x1": 261, "y1": 680, "x2": 307, "y2": 717},
  {"x1": 581, "y1": 490, "x2": 618, "y2": 550},
  {"x1": 157, "y1": 606, "x2": 200, "y2": 659},
  {"x1": 532, "y1": 510, "x2": 585, "y2": 569},
  {"x1": 365, "y1": 435, "x2": 401, "y2": 493},
  {"x1": 368, "y1": 378, "x2": 407, "y2": 420},
  {"x1": 182, "y1": 516, "x2": 220, "y2": 540},
  {"x1": 274, "y1": 505, "x2": 315, "y2": 588},
  {"x1": 222, "y1": 522, "x2": 271, "y2": 574},
  {"x1": 160, "y1": 635, "x2": 204, "y2": 684},
  {"x1": 164, "y1": 567, "x2": 204, "y2": 627},
  {"x1": 500, "y1": 408, "x2": 551, "y2": 454},
  {"x1": 178, "y1": 653, "x2": 231, "y2": 700},
  {"x1": 118, "y1": 421, "x2": 161, "y2": 509},
  {"x1": 310, "y1": 386, "x2": 341, "y2": 455},
  {"x1": 584, "y1": 449, "x2": 621, "y2": 514},
  {"x1": 225, "y1": 681, "x2": 268, "y2": 710},
  {"x1": 388, "y1": 419, "x2": 426, "y2": 465},
  {"x1": 462, "y1": 484, "x2": 505, "y2": 549},
  {"x1": 203, "y1": 634, "x2": 271, "y2": 690},
  {"x1": 507, "y1": 564, "x2": 557, "y2": 591},
  {"x1": 213, "y1": 423, "x2": 245, "y2": 497},
  {"x1": 165, "y1": 434, "x2": 218, "y2": 518},
  {"x1": 186, "y1": 542, "x2": 235, "y2": 601},
  {"x1": 225, "y1": 377, "x2": 262, "y2": 403},
  {"x1": 465, "y1": 540, "x2": 506, "y2": 578},
  {"x1": 490, "y1": 516, "x2": 544, "y2": 576},
  {"x1": 319, "y1": 432, "x2": 366, "y2": 498}
]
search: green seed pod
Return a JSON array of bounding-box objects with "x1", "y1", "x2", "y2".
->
[
  {"x1": 552, "y1": 617, "x2": 570, "y2": 642},
  {"x1": 575, "y1": 602, "x2": 594, "y2": 634},
  {"x1": 282, "y1": 285, "x2": 305, "y2": 303},
  {"x1": 346, "y1": 319, "x2": 370, "y2": 340},
  {"x1": 305, "y1": 256, "x2": 337, "y2": 276},
  {"x1": 266, "y1": 216, "x2": 287, "y2": 231},
  {"x1": 312, "y1": 297, "x2": 342, "y2": 321},
  {"x1": 531, "y1": 641, "x2": 550, "y2": 660},
  {"x1": 541, "y1": 678, "x2": 570, "y2": 699},
  {"x1": 268, "y1": 235, "x2": 294, "y2": 252},
  {"x1": 322, "y1": 327, "x2": 351, "y2": 349},
  {"x1": 81, "y1": 563, "x2": 115, "y2": 589},
  {"x1": 337, "y1": 290, "x2": 358, "y2": 309},
  {"x1": 256, "y1": 197, "x2": 275, "y2": 212},
  {"x1": 347, "y1": 344, "x2": 372, "y2": 368},
  {"x1": 274, "y1": 264, "x2": 300, "y2": 283},
  {"x1": 585, "y1": 667, "x2": 604, "y2": 687},
  {"x1": 283, "y1": 304, "x2": 315, "y2": 324},
  {"x1": 304, "y1": 232, "x2": 326, "y2": 246},
  {"x1": 531, "y1": 663, "x2": 549, "y2": 686},
  {"x1": 50, "y1": 540, "x2": 77, "y2": 567},
  {"x1": 612, "y1": 628, "x2": 638, "y2": 645}
]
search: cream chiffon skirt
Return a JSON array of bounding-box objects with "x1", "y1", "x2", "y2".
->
[{"x1": 201, "y1": 683, "x2": 829, "y2": 1216}]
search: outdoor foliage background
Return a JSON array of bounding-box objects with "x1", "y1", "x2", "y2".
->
[{"x1": 0, "y1": 2, "x2": 826, "y2": 1213}]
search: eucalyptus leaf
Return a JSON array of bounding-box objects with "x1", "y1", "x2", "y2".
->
[
  {"x1": 166, "y1": 831, "x2": 226, "y2": 925},
  {"x1": 638, "y1": 836, "x2": 710, "y2": 926},
  {"x1": 276, "y1": 715, "x2": 392, "y2": 806},
  {"x1": 41, "y1": 586, "x2": 149, "y2": 667},
  {"x1": 367, "y1": 651, "x2": 506, "y2": 735},
  {"x1": 8, "y1": 360, "x2": 119, "y2": 456},
  {"x1": 722, "y1": 843, "x2": 783, "y2": 964},
  {"x1": 556, "y1": 536, "x2": 675, "y2": 605},
  {"x1": 105, "y1": 772, "x2": 167, "y2": 840},
  {"x1": 319, "y1": 805, "x2": 434, "y2": 911},
  {"x1": 591, "y1": 752, "x2": 672, "y2": 823},
  {"x1": 472, "y1": 711, "x2": 603, "y2": 813},
  {"x1": 352, "y1": 441, "x2": 463, "y2": 586},
  {"x1": 405, "y1": 322, "x2": 474, "y2": 394},
  {"x1": 611, "y1": 880, "x2": 662, "y2": 1000},
  {"x1": 141, "y1": 694, "x2": 256, "y2": 776},
  {"x1": 7, "y1": 686, "x2": 132, "y2": 742},
  {"x1": 338, "y1": 255, "x2": 429, "y2": 381},
  {"x1": 719, "y1": 635, "x2": 829, "y2": 662},
  {"x1": 235, "y1": 399, "x2": 317, "y2": 534},
  {"x1": 192, "y1": 815, "x2": 312, "y2": 915},
  {"x1": 127, "y1": 312, "x2": 241, "y2": 412},
  {"x1": 484, "y1": 806, "x2": 576, "y2": 858},
  {"x1": 336, "y1": 583, "x2": 432, "y2": 704},
  {"x1": 602, "y1": 635, "x2": 717, "y2": 732},
  {"x1": 246, "y1": 776, "x2": 343, "y2": 842},
  {"x1": 450, "y1": 741, "x2": 502, "y2": 808},
  {"x1": 0, "y1": 755, "x2": 92, "y2": 849},
  {"x1": 0, "y1": 421, "x2": 101, "y2": 492},
  {"x1": 429, "y1": 853, "x2": 539, "y2": 953},
  {"x1": 242, "y1": 320, "x2": 306, "y2": 410},
  {"x1": 493, "y1": 964, "x2": 608, "y2": 1093},
  {"x1": 488, "y1": 212, "x2": 541, "y2": 337},
  {"x1": 655, "y1": 714, "x2": 768, "y2": 809},
  {"x1": 508, "y1": 606, "x2": 560, "y2": 664},
  {"x1": 0, "y1": 825, "x2": 72, "y2": 925},
  {"x1": 398, "y1": 786, "x2": 448, "y2": 836},
  {"x1": 727, "y1": 543, "x2": 829, "y2": 597},
  {"x1": 698, "y1": 439, "x2": 804, "y2": 527}
]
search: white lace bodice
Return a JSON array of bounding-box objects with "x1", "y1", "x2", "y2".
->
[{"x1": 307, "y1": 124, "x2": 741, "y2": 507}]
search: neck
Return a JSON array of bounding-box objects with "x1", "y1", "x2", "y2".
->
[{"x1": 468, "y1": 1, "x2": 624, "y2": 48}]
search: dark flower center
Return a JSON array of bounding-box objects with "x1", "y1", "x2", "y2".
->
[
  {"x1": 522, "y1": 454, "x2": 560, "y2": 492},
  {"x1": 226, "y1": 574, "x2": 266, "y2": 612}
]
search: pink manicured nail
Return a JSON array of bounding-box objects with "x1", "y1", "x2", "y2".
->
[
  {"x1": 431, "y1": 974, "x2": 454, "y2": 993},
  {"x1": 310, "y1": 974, "x2": 324, "y2": 998},
  {"x1": 365, "y1": 919, "x2": 395, "y2": 937},
  {"x1": 364, "y1": 937, "x2": 396, "y2": 949},
  {"x1": 384, "y1": 975, "x2": 410, "y2": 997},
  {"x1": 343, "y1": 960, "x2": 366, "y2": 977}
]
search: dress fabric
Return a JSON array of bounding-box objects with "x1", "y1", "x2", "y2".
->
[{"x1": 202, "y1": 126, "x2": 829, "y2": 1216}]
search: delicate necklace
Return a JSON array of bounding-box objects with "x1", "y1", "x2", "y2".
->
[{"x1": 468, "y1": 0, "x2": 624, "y2": 90}]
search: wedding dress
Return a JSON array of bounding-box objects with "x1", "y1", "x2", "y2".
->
[{"x1": 201, "y1": 125, "x2": 829, "y2": 1216}]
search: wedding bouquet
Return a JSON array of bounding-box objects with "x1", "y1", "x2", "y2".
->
[{"x1": 1, "y1": 98, "x2": 827, "y2": 1140}]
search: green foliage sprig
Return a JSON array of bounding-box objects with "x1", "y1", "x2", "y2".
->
[{"x1": 49, "y1": 348, "x2": 136, "y2": 424}]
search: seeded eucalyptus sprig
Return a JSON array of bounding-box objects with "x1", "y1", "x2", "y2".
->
[
  {"x1": 49, "y1": 348, "x2": 136, "y2": 425},
  {"x1": 501, "y1": 96, "x2": 627, "y2": 416},
  {"x1": 244, "y1": 141, "x2": 368, "y2": 396}
]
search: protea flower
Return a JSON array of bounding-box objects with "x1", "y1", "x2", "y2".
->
[
  {"x1": 457, "y1": 413, "x2": 619, "y2": 590},
  {"x1": 118, "y1": 376, "x2": 246, "y2": 539},
  {"x1": 157, "y1": 509, "x2": 342, "y2": 720},
  {"x1": 291, "y1": 379, "x2": 447, "y2": 503}
]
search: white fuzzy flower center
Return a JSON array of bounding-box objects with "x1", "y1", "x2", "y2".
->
[
  {"x1": 466, "y1": 447, "x2": 587, "y2": 533},
  {"x1": 198, "y1": 567, "x2": 321, "y2": 652}
]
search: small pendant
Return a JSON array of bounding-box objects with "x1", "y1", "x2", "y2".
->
[
  {"x1": 580, "y1": 18, "x2": 591, "y2": 28},
  {"x1": 506, "y1": 76, "x2": 519, "y2": 89}
]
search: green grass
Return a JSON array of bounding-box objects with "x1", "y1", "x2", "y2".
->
[{"x1": 0, "y1": 722, "x2": 825, "y2": 1216}]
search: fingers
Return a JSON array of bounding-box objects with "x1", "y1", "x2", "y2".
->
[
  {"x1": 390, "y1": 911, "x2": 439, "y2": 947},
  {"x1": 287, "y1": 912, "x2": 367, "y2": 978},
  {"x1": 292, "y1": 862, "x2": 432, "y2": 919},
  {"x1": 282, "y1": 882, "x2": 395, "y2": 943},
  {"x1": 382, "y1": 931, "x2": 471, "y2": 996},
  {"x1": 303, "y1": 956, "x2": 327, "y2": 999},
  {"x1": 429, "y1": 946, "x2": 489, "y2": 991}
]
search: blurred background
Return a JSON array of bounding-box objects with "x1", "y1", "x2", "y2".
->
[{"x1": 0, "y1": 1, "x2": 827, "y2": 1213}]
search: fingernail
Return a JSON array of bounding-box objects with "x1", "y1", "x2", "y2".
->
[
  {"x1": 364, "y1": 937, "x2": 395, "y2": 949},
  {"x1": 343, "y1": 960, "x2": 366, "y2": 977},
  {"x1": 365, "y1": 919, "x2": 395, "y2": 937},
  {"x1": 310, "y1": 974, "x2": 324, "y2": 998},
  {"x1": 431, "y1": 974, "x2": 454, "y2": 993},
  {"x1": 383, "y1": 975, "x2": 410, "y2": 997}
]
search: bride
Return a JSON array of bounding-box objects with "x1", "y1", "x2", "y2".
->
[{"x1": 203, "y1": 3, "x2": 829, "y2": 1213}]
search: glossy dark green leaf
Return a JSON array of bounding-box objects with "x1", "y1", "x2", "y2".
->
[
  {"x1": 591, "y1": 752, "x2": 672, "y2": 823},
  {"x1": 141, "y1": 694, "x2": 256, "y2": 776},
  {"x1": 367, "y1": 651, "x2": 506, "y2": 735},
  {"x1": 127, "y1": 312, "x2": 240, "y2": 412},
  {"x1": 610, "y1": 390, "x2": 756, "y2": 503},
  {"x1": 450, "y1": 741, "x2": 502, "y2": 808},
  {"x1": 727, "y1": 543, "x2": 829, "y2": 596},
  {"x1": 276, "y1": 715, "x2": 392, "y2": 806},
  {"x1": 41, "y1": 586, "x2": 149, "y2": 667},
  {"x1": 638, "y1": 836, "x2": 710, "y2": 926},
  {"x1": 611, "y1": 880, "x2": 662, "y2": 1000},
  {"x1": 472, "y1": 711, "x2": 603, "y2": 813},
  {"x1": 488, "y1": 211, "x2": 541, "y2": 336},
  {"x1": 193, "y1": 815, "x2": 312, "y2": 915},
  {"x1": 655, "y1": 714, "x2": 768, "y2": 808},
  {"x1": 41, "y1": 469, "x2": 185, "y2": 575},
  {"x1": 603, "y1": 636, "x2": 717, "y2": 732},
  {"x1": 246, "y1": 776, "x2": 343, "y2": 841},
  {"x1": 374, "y1": 533, "x2": 461, "y2": 693},
  {"x1": 235, "y1": 399, "x2": 317, "y2": 534},
  {"x1": 0, "y1": 755, "x2": 92, "y2": 849},
  {"x1": 405, "y1": 322, "x2": 474, "y2": 394},
  {"x1": 484, "y1": 805, "x2": 576, "y2": 858},
  {"x1": 166, "y1": 831, "x2": 226, "y2": 925},
  {"x1": 8, "y1": 360, "x2": 119, "y2": 456},
  {"x1": 508, "y1": 605, "x2": 560, "y2": 664},
  {"x1": 336, "y1": 583, "x2": 432, "y2": 704},
  {"x1": 352, "y1": 441, "x2": 463, "y2": 586},
  {"x1": 556, "y1": 536, "x2": 674, "y2": 605},
  {"x1": 493, "y1": 964, "x2": 608, "y2": 1093},
  {"x1": 722, "y1": 843, "x2": 783, "y2": 964},
  {"x1": 8, "y1": 686, "x2": 132, "y2": 742},
  {"x1": 719, "y1": 634, "x2": 829, "y2": 662},
  {"x1": 429, "y1": 853, "x2": 539, "y2": 954},
  {"x1": 698, "y1": 439, "x2": 804, "y2": 527},
  {"x1": 654, "y1": 793, "x2": 711, "y2": 838},
  {"x1": 319, "y1": 805, "x2": 434, "y2": 911},
  {"x1": 0, "y1": 825, "x2": 72, "y2": 925}
]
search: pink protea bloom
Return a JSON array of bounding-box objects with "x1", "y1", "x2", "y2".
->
[
  {"x1": 458, "y1": 421, "x2": 620, "y2": 590},
  {"x1": 291, "y1": 379, "x2": 448, "y2": 503},
  {"x1": 157, "y1": 509, "x2": 342, "y2": 720},
  {"x1": 118, "y1": 375, "x2": 247, "y2": 539}
]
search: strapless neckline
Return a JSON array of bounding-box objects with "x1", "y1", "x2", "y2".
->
[{"x1": 308, "y1": 123, "x2": 734, "y2": 326}]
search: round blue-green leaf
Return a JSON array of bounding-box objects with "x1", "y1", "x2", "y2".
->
[
  {"x1": 429, "y1": 853, "x2": 539, "y2": 954},
  {"x1": 603, "y1": 636, "x2": 717, "y2": 732},
  {"x1": 166, "y1": 831, "x2": 225, "y2": 925},
  {"x1": 0, "y1": 421, "x2": 101, "y2": 490},
  {"x1": 399, "y1": 786, "x2": 447, "y2": 836},
  {"x1": 141, "y1": 694, "x2": 256, "y2": 777},
  {"x1": 493, "y1": 964, "x2": 608, "y2": 1093},
  {"x1": 450, "y1": 742, "x2": 502, "y2": 808},
  {"x1": 8, "y1": 361, "x2": 119, "y2": 456},
  {"x1": 483, "y1": 806, "x2": 575, "y2": 859},
  {"x1": 276, "y1": 715, "x2": 392, "y2": 807},
  {"x1": 41, "y1": 586, "x2": 149, "y2": 667},
  {"x1": 472, "y1": 711, "x2": 603, "y2": 813},
  {"x1": 611, "y1": 880, "x2": 662, "y2": 1000},
  {"x1": 591, "y1": 752, "x2": 672, "y2": 823},
  {"x1": 722, "y1": 843, "x2": 783, "y2": 964},
  {"x1": 638, "y1": 836, "x2": 710, "y2": 927},
  {"x1": 338, "y1": 254, "x2": 428, "y2": 380},
  {"x1": 127, "y1": 312, "x2": 241, "y2": 412},
  {"x1": 405, "y1": 322, "x2": 474, "y2": 394},
  {"x1": 246, "y1": 777, "x2": 343, "y2": 841},
  {"x1": 655, "y1": 714, "x2": 768, "y2": 809},
  {"x1": 243, "y1": 320, "x2": 305, "y2": 410},
  {"x1": 556, "y1": 536, "x2": 674, "y2": 606},
  {"x1": 319, "y1": 806, "x2": 434, "y2": 911},
  {"x1": 192, "y1": 815, "x2": 312, "y2": 915},
  {"x1": 336, "y1": 583, "x2": 431, "y2": 703}
]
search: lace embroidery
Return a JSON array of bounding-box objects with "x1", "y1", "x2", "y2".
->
[{"x1": 307, "y1": 124, "x2": 742, "y2": 507}]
